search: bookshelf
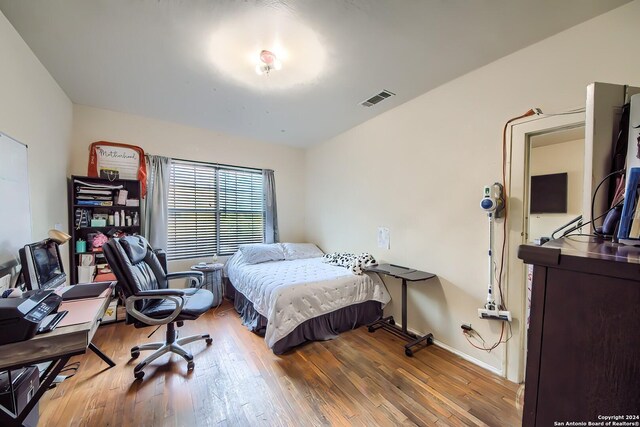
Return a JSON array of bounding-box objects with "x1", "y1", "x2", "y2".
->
[{"x1": 67, "y1": 175, "x2": 141, "y2": 285}]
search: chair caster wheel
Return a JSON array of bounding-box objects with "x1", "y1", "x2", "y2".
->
[
  {"x1": 368, "y1": 326, "x2": 375, "y2": 333},
  {"x1": 187, "y1": 361, "x2": 195, "y2": 371},
  {"x1": 389, "y1": 318, "x2": 396, "y2": 326},
  {"x1": 131, "y1": 351, "x2": 140, "y2": 359},
  {"x1": 206, "y1": 338, "x2": 213, "y2": 345},
  {"x1": 134, "y1": 371, "x2": 145, "y2": 380},
  {"x1": 405, "y1": 348, "x2": 414, "y2": 357}
]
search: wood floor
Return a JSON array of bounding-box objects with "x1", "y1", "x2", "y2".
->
[{"x1": 38, "y1": 301, "x2": 521, "y2": 426}]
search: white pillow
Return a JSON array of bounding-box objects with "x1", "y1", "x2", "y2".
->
[
  {"x1": 282, "y1": 243, "x2": 324, "y2": 260},
  {"x1": 239, "y1": 243, "x2": 285, "y2": 264}
]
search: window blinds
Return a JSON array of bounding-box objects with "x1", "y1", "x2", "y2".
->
[
  {"x1": 218, "y1": 168, "x2": 264, "y2": 255},
  {"x1": 167, "y1": 160, "x2": 263, "y2": 260}
]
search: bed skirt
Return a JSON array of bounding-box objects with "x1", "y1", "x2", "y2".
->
[{"x1": 230, "y1": 282, "x2": 383, "y2": 354}]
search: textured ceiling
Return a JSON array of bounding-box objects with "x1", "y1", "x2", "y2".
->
[{"x1": 0, "y1": 0, "x2": 630, "y2": 147}]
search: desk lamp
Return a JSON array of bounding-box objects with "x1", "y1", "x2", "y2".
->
[{"x1": 48, "y1": 229, "x2": 71, "y2": 245}]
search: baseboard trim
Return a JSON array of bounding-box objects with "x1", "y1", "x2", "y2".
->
[
  {"x1": 393, "y1": 320, "x2": 505, "y2": 378},
  {"x1": 432, "y1": 338, "x2": 503, "y2": 377}
]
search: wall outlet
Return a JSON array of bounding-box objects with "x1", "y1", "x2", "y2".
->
[{"x1": 0, "y1": 274, "x2": 11, "y2": 293}]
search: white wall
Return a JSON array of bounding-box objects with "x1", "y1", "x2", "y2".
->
[
  {"x1": 69, "y1": 105, "x2": 307, "y2": 271},
  {"x1": 529, "y1": 139, "x2": 584, "y2": 242},
  {"x1": 305, "y1": 1, "x2": 640, "y2": 374},
  {"x1": 0, "y1": 11, "x2": 72, "y2": 272},
  {"x1": 4, "y1": 0, "x2": 639, "y2": 376}
]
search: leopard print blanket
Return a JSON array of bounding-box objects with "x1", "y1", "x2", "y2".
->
[{"x1": 322, "y1": 252, "x2": 377, "y2": 275}]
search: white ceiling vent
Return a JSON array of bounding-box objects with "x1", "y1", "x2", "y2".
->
[{"x1": 360, "y1": 90, "x2": 395, "y2": 107}]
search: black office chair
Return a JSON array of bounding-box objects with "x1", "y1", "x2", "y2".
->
[{"x1": 103, "y1": 235, "x2": 213, "y2": 379}]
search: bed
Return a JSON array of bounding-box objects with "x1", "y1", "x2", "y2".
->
[{"x1": 225, "y1": 243, "x2": 391, "y2": 354}]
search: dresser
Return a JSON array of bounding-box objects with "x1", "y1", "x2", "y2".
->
[{"x1": 518, "y1": 237, "x2": 640, "y2": 426}]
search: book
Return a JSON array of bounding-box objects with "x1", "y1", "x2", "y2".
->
[
  {"x1": 76, "y1": 195, "x2": 113, "y2": 201},
  {"x1": 77, "y1": 188, "x2": 113, "y2": 195},
  {"x1": 116, "y1": 189, "x2": 128, "y2": 205},
  {"x1": 77, "y1": 200, "x2": 114, "y2": 206},
  {"x1": 629, "y1": 187, "x2": 640, "y2": 238},
  {"x1": 617, "y1": 167, "x2": 640, "y2": 240},
  {"x1": 74, "y1": 179, "x2": 123, "y2": 190}
]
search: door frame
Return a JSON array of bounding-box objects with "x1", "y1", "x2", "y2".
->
[{"x1": 504, "y1": 112, "x2": 585, "y2": 383}]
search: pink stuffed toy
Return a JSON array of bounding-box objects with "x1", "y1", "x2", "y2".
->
[{"x1": 92, "y1": 232, "x2": 108, "y2": 249}]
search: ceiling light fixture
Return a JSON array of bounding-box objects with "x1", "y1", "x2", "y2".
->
[
  {"x1": 208, "y1": 9, "x2": 325, "y2": 89},
  {"x1": 255, "y1": 49, "x2": 282, "y2": 75}
]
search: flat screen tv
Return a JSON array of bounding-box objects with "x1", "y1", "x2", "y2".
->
[
  {"x1": 19, "y1": 239, "x2": 66, "y2": 290},
  {"x1": 530, "y1": 172, "x2": 568, "y2": 214}
]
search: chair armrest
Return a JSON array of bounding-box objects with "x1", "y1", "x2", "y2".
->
[
  {"x1": 166, "y1": 271, "x2": 203, "y2": 280},
  {"x1": 125, "y1": 294, "x2": 185, "y2": 326},
  {"x1": 166, "y1": 271, "x2": 203, "y2": 287},
  {"x1": 136, "y1": 289, "x2": 186, "y2": 297}
]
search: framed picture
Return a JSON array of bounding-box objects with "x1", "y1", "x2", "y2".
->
[{"x1": 88, "y1": 141, "x2": 147, "y2": 196}]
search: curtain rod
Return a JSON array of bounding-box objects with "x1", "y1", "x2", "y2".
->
[{"x1": 148, "y1": 154, "x2": 268, "y2": 173}]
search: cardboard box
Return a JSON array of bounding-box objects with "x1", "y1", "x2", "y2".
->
[
  {"x1": 117, "y1": 305, "x2": 127, "y2": 322},
  {"x1": 102, "y1": 299, "x2": 118, "y2": 324}
]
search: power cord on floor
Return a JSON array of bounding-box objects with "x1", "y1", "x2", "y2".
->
[
  {"x1": 147, "y1": 325, "x2": 162, "y2": 338},
  {"x1": 48, "y1": 362, "x2": 80, "y2": 389},
  {"x1": 462, "y1": 323, "x2": 512, "y2": 353}
]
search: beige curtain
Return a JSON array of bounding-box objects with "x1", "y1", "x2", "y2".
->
[
  {"x1": 263, "y1": 169, "x2": 279, "y2": 243},
  {"x1": 141, "y1": 155, "x2": 170, "y2": 249}
]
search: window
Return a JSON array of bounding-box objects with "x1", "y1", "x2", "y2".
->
[{"x1": 167, "y1": 160, "x2": 264, "y2": 260}]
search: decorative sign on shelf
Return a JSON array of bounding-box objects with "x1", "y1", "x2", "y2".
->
[{"x1": 87, "y1": 141, "x2": 147, "y2": 197}]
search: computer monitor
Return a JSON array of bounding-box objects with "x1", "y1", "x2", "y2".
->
[{"x1": 19, "y1": 239, "x2": 67, "y2": 290}]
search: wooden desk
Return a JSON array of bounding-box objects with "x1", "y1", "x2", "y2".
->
[
  {"x1": 365, "y1": 264, "x2": 436, "y2": 356},
  {"x1": 0, "y1": 294, "x2": 112, "y2": 426}
]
